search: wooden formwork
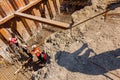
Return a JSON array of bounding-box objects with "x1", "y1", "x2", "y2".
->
[
  {"x1": 0, "y1": 0, "x2": 70, "y2": 80},
  {"x1": 0, "y1": 0, "x2": 70, "y2": 62}
]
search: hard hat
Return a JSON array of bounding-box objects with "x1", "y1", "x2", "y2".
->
[
  {"x1": 32, "y1": 45, "x2": 37, "y2": 49},
  {"x1": 9, "y1": 38, "x2": 12, "y2": 41},
  {"x1": 23, "y1": 44, "x2": 27, "y2": 48}
]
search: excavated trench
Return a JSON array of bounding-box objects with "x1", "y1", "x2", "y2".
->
[
  {"x1": 1, "y1": 0, "x2": 120, "y2": 80},
  {"x1": 26, "y1": 0, "x2": 92, "y2": 50},
  {"x1": 31, "y1": 1, "x2": 120, "y2": 80}
]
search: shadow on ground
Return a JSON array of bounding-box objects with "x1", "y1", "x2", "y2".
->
[
  {"x1": 106, "y1": 1, "x2": 120, "y2": 10},
  {"x1": 55, "y1": 43, "x2": 120, "y2": 75}
]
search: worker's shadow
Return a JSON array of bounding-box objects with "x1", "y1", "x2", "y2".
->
[
  {"x1": 106, "y1": 1, "x2": 120, "y2": 10},
  {"x1": 55, "y1": 43, "x2": 120, "y2": 76}
]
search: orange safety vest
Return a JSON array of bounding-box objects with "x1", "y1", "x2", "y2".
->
[{"x1": 32, "y1": 47, "x2": 41, "y2": 57}]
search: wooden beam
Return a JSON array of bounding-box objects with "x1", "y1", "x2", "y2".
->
[
  {"x1": 15, "y1": 12, "x2": 70, "y2": 29},
  {"x1": 0, "y1": 14, "x2": 15, "y2": 25},
  {"x1": 46, "y1": 1, "x2": 54, "y2": 19},
  {"x1": 0, "y1": 0, "x2": 42, "y2": 25}
]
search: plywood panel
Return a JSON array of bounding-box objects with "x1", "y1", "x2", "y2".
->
[
  {"x1": 32, "y1": 8, "x2": 42, "y2": 29},
  {"x1": 0, "y1": 5, "x2": 7, "y2": 17},
  {"x1": 30, "y1": 8, "x2": 40, "y2": 28},
  {"x1": 0, "y1": 28, "x2": 12, "y2": 40},
  {"x1": 24, "y1": 11, "x2": 39, "y2": 34},
  {"x1": 8, "y1": 0, "x2": 19, "y2": 10},
  {"x1": 32, "y1": 8, "x2": 41, "y2": 17},
  {"x1": 16, "y1": 20, "x2": 30, "y2": 41},
  {"x1": 45, "y1": 4, "x2": 50, "y2": 19},
  {"x1": 14, "y1": 0, "x2": 23, "y2": 8},
  {"x1": 5, "y1": 0, "x2": 15, "y2": 12},
  {"x1": 1, "y1": 0, "x2": 13, "y2": 15},
  {"x1": 19, "y1": 0, "x2": 25, "y2": 6}
]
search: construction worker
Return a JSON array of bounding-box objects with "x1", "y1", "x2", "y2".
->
[
  {"x1": 31, "y1": 45, "x2": 48, "y2": 64},
  {"x1": 8, "y1": 37, "x2": 21, "y2": 58},
  {"x1": 9, "y1": 37, "x2": 19, "y2": 47},
  {"x1": 21, "y1": 44, "x2": 33, "y2": 59},
  {"x1": 31, "y1": 45, "x2": 42, "y2": 61},
  {"x1": 41, "y1": 50, "x2": 47, "y2": 64}
]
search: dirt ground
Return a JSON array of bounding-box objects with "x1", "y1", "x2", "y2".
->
[{"x1": 32, "y1": 0, "x2": 120, "y2": 80}]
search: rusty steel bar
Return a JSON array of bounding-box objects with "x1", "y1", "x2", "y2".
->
[{"x1": 72, "y1": 10, "x2": 110, "y2": 27}]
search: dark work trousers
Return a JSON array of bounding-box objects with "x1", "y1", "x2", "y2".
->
[{"x1": 22, "y1": 48, "x2": 33, "y2": 58}]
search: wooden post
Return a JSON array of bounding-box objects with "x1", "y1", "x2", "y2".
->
[
  {"x1": 3, "y1": 0, "x2": 12, "y2": 14},
  {"x1": 52, "y1": 0, "x2": 59, "y2": 13},
  {"x1": 4, "y1": 0, "x2": 14, "y2": 12},
  {"x1": 56, "y1": 0, "x2": 61, "y2": 14},
  {"x1": 44, "y1": 4, "x2": 51, "y2": 19},
  {"x1": 45, "y1": 0, "x2": 54, "y2": 19},
  {"x1": 0, "y1": 5, "x2": 7, "y2": 17},
  {"x1": 24, "y1": 0, "x2": 40, "y2": 28},
  {"x1": 38, "y1": 3, "x2": 46, "y2": 18},
  {"x1": 20, "y1": 18, "x2": 33, "y2": 36},
  {"x1": 19, "y1": 0, "x2": 25, "y2": 6},
  {"x1": 8, "y1": 0, "x2": 19, "y2": 10},
  {"x1": 0, "y1": 28, "x2": 11, "y2": 42},
  {"x1": 59, "y1": 0, "x2": 63, "y2": 4},
  {"x1": 23, "y1": 0, "x2": 29, "y2": 5},
  {"x1": 48, "y1": 0, "x2": 56, "y2": 17}
]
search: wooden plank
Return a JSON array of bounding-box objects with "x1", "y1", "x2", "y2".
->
[
  {"x1": 17, "y1": 0, "x2": 42, "y2": 12},
  {"x1": 0, "y1": 0, "x2": 42, "y2": 25},
  {"x1": 48, "y1": 0, "x2": 56, "y2": 17},
  {"x1": 0, "y1": 28, "x2": 12, "y2": 40},
  {"x1": 44, "y1": 4, "x2": 51, "y2": 19},
  {"x1": 56, "y1": 0, "x2": 61, "y2": 14},
  {"x1": 0, "y1": 5, "x2": 7, "y2": 17},
  {"x1": 46, "y1": 0, "x2": 54, "y2": 19},
  {"x1": 4, "y1": 0, "x2": 15, "y2": 12},
  {"x1": 0, "y1": 14, "x2": 14, "y2": 25},
  {"x1": 52, "y1": 0, "x2": 59, "y2": 13},
  {"x1": 40, "y1": 3, "x2": 46, "y2": 18},
  {"x1": 8, "y1": 0, "x2": 19, "y2": 10},
  {"x1": 15, "y1": 12, "x2": 70, "y2": 29},
  {"x1": 3, "y1": 0, "x2": 13, "y2": 14},
  {"x1": 20, "y1": 18, "x2": 32, "y2": 36}
]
